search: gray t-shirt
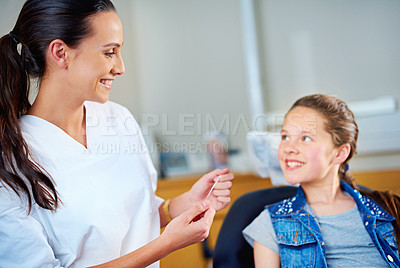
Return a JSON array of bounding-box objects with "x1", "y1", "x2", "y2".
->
[{"x1": 243, "y1": 205, "x2": 389, "y2": 267}]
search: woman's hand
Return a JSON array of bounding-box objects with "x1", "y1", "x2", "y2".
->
[
  {"x1": 161, "y1": 200, "x2": 216, "y2": 251},
  {"x1": 162, "y1": 168, "x2": 233, "y2": 227},
  {"x1": 189, "y1": 168, "x2": 234, "y2": 211}
]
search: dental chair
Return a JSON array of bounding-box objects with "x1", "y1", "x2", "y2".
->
[{"x1": 212, "y1": 186, "x2": 298, "y2": 268}]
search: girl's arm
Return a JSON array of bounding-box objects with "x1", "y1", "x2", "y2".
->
[{"x1": 254, "y1": 241, "x2": 280, "y2": 268}]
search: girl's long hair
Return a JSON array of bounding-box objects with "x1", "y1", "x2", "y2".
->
[
  {"x1": 289, "y1": 94, "x2": 400, "y2": 254},
  {"x1": 0, "y1": 0, "x2": 115, "y2": 212}
]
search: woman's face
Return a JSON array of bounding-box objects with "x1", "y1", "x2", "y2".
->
[
  {"x1": 67, "y1": 11, "x2": 125, "y2": 104},
  {"x1": 278, "y1": 106, "x2": 339, "y2": 186}
]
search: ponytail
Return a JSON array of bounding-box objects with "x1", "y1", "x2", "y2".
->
[{"x1": 0, "y1": 32, "x2": 58, "y2": 212}]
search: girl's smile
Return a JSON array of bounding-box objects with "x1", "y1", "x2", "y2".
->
[{"x1": 285, "y1": 159, "x2": 305, "y2": 169}]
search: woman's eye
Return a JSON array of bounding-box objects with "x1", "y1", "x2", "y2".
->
[
  {"x1": 302, "y1": 136, "x2": 311, "y2": 142},
  {"x1": 105, "y1": 51, "x2": 116, "y2": 58},
  {"x1": 281, "y1": 135, "x2": 289, "y2": 141}
]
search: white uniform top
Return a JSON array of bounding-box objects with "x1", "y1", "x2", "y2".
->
[{"x1": 0, "y1": 101, "x2": 163, "y2": 268}]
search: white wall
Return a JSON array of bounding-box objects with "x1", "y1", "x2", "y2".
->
[
  {"x1": 257, "y1": 0, "x2": 400, "y2": 110},
  {"x1": 0, "y1": 1, "x2": 25, "y2": 31},
  {"x1": 127, "y1": 0, "x2": 249, "y2": 153},
  {"x1": 256, "y1": 0, "x2": 400, "y2": 171}
]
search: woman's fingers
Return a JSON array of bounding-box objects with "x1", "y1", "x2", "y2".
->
[
  {"x1": 202, "y1": 168, "x2": 230, "y2": 183},
  {"x1": 162, "y1": 201, "x2": 216, "y2": 251},
  {"x1": 214, "y1": 172, "x2": 234, "y2": 182},
  {"x1": 211, "y1": 189, "x2": 231, "y2": 197},
  {"x1": 185, "y1": 200, "x2": 210, "y2": 222},
  {"x1": 215, "y1": 196, "x2": 231, "y2": 204},
  {"x1": 213, "y1": 180, "x2": 233, "y2": 190}
]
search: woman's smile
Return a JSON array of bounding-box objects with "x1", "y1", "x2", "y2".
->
[{"x1": 99, "y1": 79, "x2": 114, "y2": 89}]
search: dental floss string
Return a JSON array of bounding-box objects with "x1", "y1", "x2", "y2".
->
[{"x1": 205, "y1": 175, "x2": 221, "y2": 200}]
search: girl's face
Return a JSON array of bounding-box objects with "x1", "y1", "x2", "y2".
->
[
  {"x1": 67, "y1": 11, "x2": 125, "y2": 104},
  {"x1": 278, "y1": 106, "x2": 339, "y2": 186}
]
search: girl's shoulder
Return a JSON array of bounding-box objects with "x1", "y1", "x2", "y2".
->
[{"x1": 267, "y1": 194, "x2": 301, "y2": 216}]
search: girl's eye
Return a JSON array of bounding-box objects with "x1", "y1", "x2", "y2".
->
[
  {"x1": 281, "y1": 135, "x2": 289, "y2": 141},
  {"x1": 105, "y1": 51, "x2": 116, "y2": 58},
  {"x1": 302, "y1": 136, "x2": 311, "y2": 142}
]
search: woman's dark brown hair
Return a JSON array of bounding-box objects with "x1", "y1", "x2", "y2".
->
[
  {"x1": 289, "y1": 94, "x2": 400, "y2": 253},
  {"x1": 0, "y1": 0, "x2": 115, "y2": 212}
]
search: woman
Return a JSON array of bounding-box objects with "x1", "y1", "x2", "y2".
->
[
  {"x1": 0, "y1": 0, "x2": 233, "y2": 267},
  {"x1": 243, "y1": 94, "x2": 400, "y2": 267}
]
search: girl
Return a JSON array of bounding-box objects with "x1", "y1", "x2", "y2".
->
[
  {"x1": 0, "y1": 0, "x2": 233, "y2": 267},
  {"x1": 243, "y1": 94, "x2": 400, "y2": 267}
]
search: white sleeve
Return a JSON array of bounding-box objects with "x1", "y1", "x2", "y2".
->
[{"x1": 0, "y1": 188, "x2": 62, "y2": 268}]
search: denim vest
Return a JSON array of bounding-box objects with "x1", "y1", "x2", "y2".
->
[{"x1": 268, "y1": 181, "x2": 399, "y2": 268}]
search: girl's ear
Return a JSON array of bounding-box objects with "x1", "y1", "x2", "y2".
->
[
  {"x1": 47, "y1": 39, "x2": 70, "y2": 69},
  {"x1": 333, "y1": 143, "x2": 351, "y2": 165}
]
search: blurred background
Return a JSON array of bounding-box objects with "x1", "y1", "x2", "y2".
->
[{"x1": 2, "y1": 0, "x2": 400, "y2": 178}]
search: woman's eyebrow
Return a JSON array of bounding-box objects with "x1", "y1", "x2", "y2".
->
[{"x1": 102, "y1": 42, "x2": 123, "y2": 48}]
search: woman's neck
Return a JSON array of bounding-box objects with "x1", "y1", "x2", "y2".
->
[{"x1": 27, "y1": 80, "x2": 87, "y2": 147}]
